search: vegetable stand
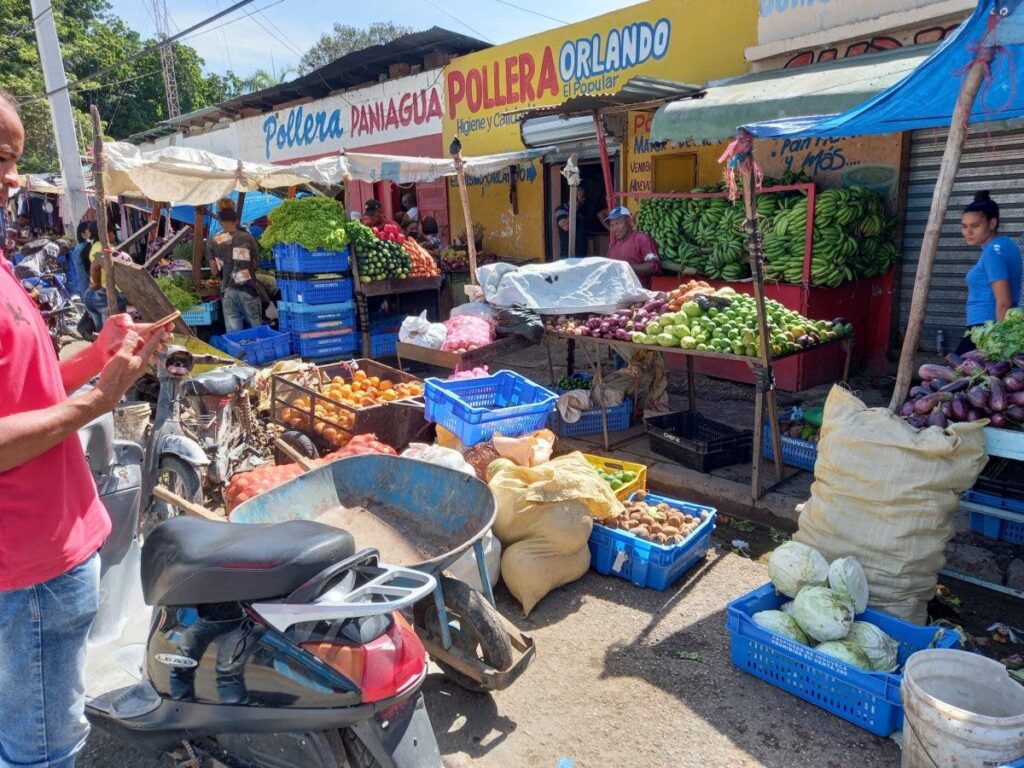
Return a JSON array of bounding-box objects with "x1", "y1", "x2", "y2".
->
[
  {"x1": 395, "y1": 335, "x2": 534, "y2": 373},
  {"x1": 545, "y1": 330, "x2": 853, "y2": 501}
]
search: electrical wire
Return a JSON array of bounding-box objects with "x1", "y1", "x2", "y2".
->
[
  {"x1": 421, "y1": 0, "x2": 493, "y2": 43},
  {"x1": 5, "y1": 1, "x2": 58, "y2": 40},
  {"x1": 178, "y1": 0, "x2": 288, "y2": 43},
  {"x1": 490, "y1": 0, "x2": 567, "y2": 25}
]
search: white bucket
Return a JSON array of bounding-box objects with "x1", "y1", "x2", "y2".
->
[
  {"x1": 113, "y1": 402, "x2": 150, "y2": 445},
  {"x1": 901, "y1": 649, "x2": 1024, "y2": 768}
]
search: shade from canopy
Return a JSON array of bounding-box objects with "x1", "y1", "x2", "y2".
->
[
  {"x1": 650, "y1": 46, "x2": 933, "y2": 144},
  {"x1": 742, "y1": 0, "x2": 1024, "y2": 139},
  {"x1": 169, "y1": 190, "x2": 285, "y2": 235}
]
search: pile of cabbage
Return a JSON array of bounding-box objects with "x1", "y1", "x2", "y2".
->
[{"x1": 751, "y1": 542, "x2": 900, "y2": 673}]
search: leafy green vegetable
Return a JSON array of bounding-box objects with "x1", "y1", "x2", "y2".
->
[
  {"x1": 259, "y1": 198, "x2": 351, "y2": 251},
  {"x1": 970, "y1": 311, "x2": 1024, "y2": 360},
  {"x1": 156, "y1": 275, "x2": 201, "y2": 312}
]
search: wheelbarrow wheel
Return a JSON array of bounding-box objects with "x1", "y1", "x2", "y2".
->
[{"x1": 413, "y1": 576, "x2": 513, "y2": 693}]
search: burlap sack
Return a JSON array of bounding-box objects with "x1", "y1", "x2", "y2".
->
[{"x1": 794, "y1": 387, "x2": 987, "y2": 624}]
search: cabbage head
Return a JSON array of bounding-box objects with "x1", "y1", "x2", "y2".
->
[
  {"x1": 780, "y1": 600, "x2": 795, "y2": 616},
  {"x1": 815, "y1": 640, "x2": 872, "y2": 670},
  {"x1": 828, "y1": 557, "x2": 869, "y2": 614},
  {"x1": 848, "y1": 621, "x2": 899, "y2": 672},
  {"x1": 768, "y1": 541, "x2": 829, "y2": 598},
  {"x1": 792, "y1": 586, "x2": 854, "y2": 642},
  {"x1": 752, "y1": 610, "x2": 810, "y2": 645}
]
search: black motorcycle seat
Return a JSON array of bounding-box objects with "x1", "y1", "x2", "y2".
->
[
  {"x1": 142, "y1": 516, "x2": 355, "y2": 606},
  {"x1": 184, "y1": 366, "x2": 257, "y2": 397}
]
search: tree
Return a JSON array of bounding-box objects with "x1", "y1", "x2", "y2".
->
[
  {"x1": 243, "y1": 65, "x2": 298, "y2": 93},
  {"x1": 298, "y1": 22, "x2": 416, "y2": 74}
]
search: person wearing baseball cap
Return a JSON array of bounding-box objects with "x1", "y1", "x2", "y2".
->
[
  {"x1": 363, "y1": 198, "x2": 386, "y2": 228},
  {"x1": 604, "y1": 205, "x2": 660, "y2": 287}
]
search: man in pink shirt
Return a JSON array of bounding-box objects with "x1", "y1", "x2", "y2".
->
[
  {"x1": 0, "y1": 89, "x2": 173, "y2": 767},
  {"x1": 605, "y1": 206, "x2": 660, "y2": 288}
]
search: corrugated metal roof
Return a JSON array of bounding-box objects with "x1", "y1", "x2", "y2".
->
[{"x1": 508, "y1": 76, "x2": 703, "y2": 120}]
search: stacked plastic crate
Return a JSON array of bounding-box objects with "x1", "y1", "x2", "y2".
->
[
  {"x1": 274, "y1": 244, "x2": 358, "y2": 361},
  {"x1": 366, "y1": 310, "x2": 404, "y2": 358}
]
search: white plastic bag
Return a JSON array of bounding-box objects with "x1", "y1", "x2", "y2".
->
[
  {"x1": 446, "y1": 531, "x2": 501, "y2": 591},
  {"x1": 400, "y1": 443, "x2": 476, "y2": 476},
  {"x1": 398, "y1": 311, "x2": 446, "y2": 349}
]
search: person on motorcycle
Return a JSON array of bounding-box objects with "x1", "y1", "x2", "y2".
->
[
  {"x1": 0, "y1": 88, "x2": 174, "y2": 768},
  {"x1": 208, "y1": 200, "x2": 268, "y2": 332}
]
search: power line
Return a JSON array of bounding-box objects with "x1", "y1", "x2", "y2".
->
[
  {"x1": 5, "y1": 0, "x2": 58, "y2": 40},
  {"x1": 490, "y1": 0, "x2": 567, "y2": 25},
  {"x1": 21, "y1": 0, "x2": 257, "y2": 105},
  {"x1": 178, "y1": 0, "x2": 288, "y2": 44},
  {"x1": 421, "y1": 0, "x2": 493, "y2": 43}
]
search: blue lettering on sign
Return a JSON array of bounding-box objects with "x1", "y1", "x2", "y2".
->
[
  {"x1": 262, "y1": 105, "x2": 344, "y2": 160},
  {"x1": 761, "y1": 0, "x2": 832, "y2": 17},
  {"x1": 558, "y1": 18, "x2": 671, "y2": 82}
]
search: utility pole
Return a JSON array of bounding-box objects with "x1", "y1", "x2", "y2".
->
[
  {"x1": 151, "y1": 0, "x2": 181, "y2": 118},
  {"x1": 30, "y1": 0, "x2": 90, "y2": 231}
]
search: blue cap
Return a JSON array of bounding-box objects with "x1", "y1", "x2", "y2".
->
[{"x1": 603, "y1": 206, "x2": 631, "y2": 224}]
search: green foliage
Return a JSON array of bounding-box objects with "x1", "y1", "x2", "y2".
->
[
  {"x1": 299, "y1": 22, "x2": 415, "y2": 74},
  {"x1": 259, "y1": 197, "x2": 351, "y2": 251},
  {"x1": 156, "y1": 275, "x2": 200, "y2": 311},
  {"x1": 970, "y1": 308, "x2": 1024, "y2": 360}
]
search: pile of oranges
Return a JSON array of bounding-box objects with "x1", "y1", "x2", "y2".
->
[{"x1": 277, "y1": 369, "x2": 425, "y2": 448}]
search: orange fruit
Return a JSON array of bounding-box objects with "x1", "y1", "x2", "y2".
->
[
  {"x1": 379, "y1": 379, "x2": 393, "y2": 391},
  {"x1": 381, "y1": 391, "x2": 397, "y2": 402},
  {"x1": 314, "y1": 422, "x2": 326, "y2": 435},
  {"x1": 323, "y1": 427, "x2": 339, "y2": 443},
  {"x1": 369, "y1": 376, "x2": 380, "y2": 387},
  {"x1": 360, "y1": 397, "x2": 375, "y2": 407},
  {"x1": 353, "y1": 370, "x2": 367, "y2": 382}
]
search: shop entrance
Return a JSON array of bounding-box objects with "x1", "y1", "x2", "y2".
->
[{"x1": 545, "y1": 158, "x2": 615, "y2": 261}]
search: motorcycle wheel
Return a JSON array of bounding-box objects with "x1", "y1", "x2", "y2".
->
[
  {"x1": 277, "y1": 430, "x2": 319, "y2": 463},
  {"x1": 413, "y1": 576, "x2": 514, "y2": 693},
  {"x1": 144, "y1": 455, "x2": 203, "y2": 537}
]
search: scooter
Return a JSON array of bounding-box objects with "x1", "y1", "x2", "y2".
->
[
  {"x1": 142, "y1": 346, "x2": 258, "y2": 534},
  {"x1": 81, "y1": 399, "x2": 445, "y2": 767}
]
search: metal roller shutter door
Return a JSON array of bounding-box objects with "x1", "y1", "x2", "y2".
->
[{"x1": 900, "y1": 127, "x2": 1024, "y2": 349}]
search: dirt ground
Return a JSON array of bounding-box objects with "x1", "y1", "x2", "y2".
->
[{"x1": 80, "y1": 537, "x2": 904, "y2": 768}]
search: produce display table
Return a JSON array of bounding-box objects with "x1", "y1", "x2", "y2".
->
[
  {"x1": 545, "y1": 331, "x2": 853, "y2": 501},
  {"x1": 395, "y1": 335, "x2": 534, "y2": 373},
  {"x1": 985, "y1": 427, "x2": 1024, "y2": 461}
]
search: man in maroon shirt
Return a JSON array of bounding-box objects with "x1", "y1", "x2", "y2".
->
[
  {"x1": 0, "y1": 89, "x2": 173, "y2": 767},
  {"x1": 605, "y1": 206, "x2": 661, "y2": 288}
]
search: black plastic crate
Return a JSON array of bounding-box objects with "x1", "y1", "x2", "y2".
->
[
  {"x1": 974, "y1": 457, "x2": 1024, "y2": 503},
  {"x1": 644, "y1": 411, "x2": 753, "y2": 473}
]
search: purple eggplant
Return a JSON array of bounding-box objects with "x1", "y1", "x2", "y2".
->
[
  {"x1": 939, "y1": 400, "x2": 954, "y2": 418},
  {"x1": 909, "y1": 385, "x2": 931, "y2": 400},
  {"x1": 1013, "y1": 353, "x2": 1024, "y2": 369},
  {"x1": 1004, "y1": 371, "x2": 1024, "y2": 393},
  {"x1": 907, "y1": 415, "x2": 929, "y2": 429},
  {"x1": 990, "y1": 412, "x2": 1008, "y2": 428},
  {"x1": 959, "y1": 359, "x2": 987, "y2": 377},
  {"x1": 951, "y1": 395, "x2": 969, "y2": 421},
  {"x1": 987, "y1": 360, "x2": 1012, "y2": 378},
  {"x1": 928, "y1": 410, "x2": 949, "y2": 428},
  {"x1": 930, "y1": 378, "x2": 947, "y2": 392},
  {"x1": 962, "y1": 349, "x2": 987, "y2": 361},
  {"x1": 1008, "y1": 390, "x2": 1024, "y2": 408},
  {"x1": 966, "y1": 408, "x2": 985, "y2": 422},
  {"x1": 1007, "y1": 405, "x2": 1024, "y2": 424},
  {"x1": 918, "y1": 364, "x2": 959, "y2": 382},
  {"x1": 900, "y1": 400, "x2": 917, "y2": 417},
  {"x1": 946, "y1": 353, "x2": 964, "y2": 368},
  {"x1": 939, "y1": 378, "x2": 970, "y2": 393},
  {"x1": 990, "y1": 376, "x2": 1007, "y2": 412},
  {"x1": 914, "y1": 392, "x2": 949, "y2": 415},
  {"x1": 967, "y1": 384, "x2": 990, "y2": 410}
]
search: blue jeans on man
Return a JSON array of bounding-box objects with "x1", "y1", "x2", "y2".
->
[
  {"x1": 0, "y1": 554, "x2": 100, "y2": 767},
  {"x1": 83, "y1": 288, "x2": 127, "y2": 330},
  {"x1": 222, "y1": 288, "x2": 263, "y2": 333}
]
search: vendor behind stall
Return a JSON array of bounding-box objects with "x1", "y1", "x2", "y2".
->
[
  {"x1": 208, "y1": 200, "x2": 267, "y2": 332},
  {"x1": 556, "y1": 187, "x2": 588, "y2": 257},
  {"x1": 364, "y1": 198, "x2": 387, "y2": 229},
  {"x1": 604, "y1": 206, "x2": 660, "y2": 288}
]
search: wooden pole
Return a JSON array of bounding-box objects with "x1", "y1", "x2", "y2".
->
[
  {"x1": 114, "y1": 220, "x2": 157, "y2": 254},
  {"x1": 192, "y1": 205, "x2": 206, "y2": 290},
  {"x1": 236, "y1": 191, "x2": 246, "y2": 222},
  {"x1": 889, "y1": 51, "x2": 993, "y2": 411},
  {"x1": 450, "y1": 138, "x2": 478, "y2": 285},
  {"x1": 593, "y1": 113, "x2": 616, "y2": 213},
  {"x1": 142, "y1": 226, "x2": 192, "y2": 271},
  {"x1": 564, "y1": 154, "x2": 580, "y2": 257},
  {"x1": 89, "y1": 105, "x2": 117, "y2": 318}
]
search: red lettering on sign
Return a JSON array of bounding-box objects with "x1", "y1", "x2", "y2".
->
[
  {"x1": 467, "y1": 68, "x2": 483, "y2": 112},
  {"x1": 537, "y1": 47, "x2": 558, "y2": 98},
  {"x1": 505, "y1": 56, "x2": 519, "y2": 103},
  {"x1": 447, "y1": 45, "x2": 560, "y2": 117},
  {"x1": 447, "y1": 71, "x2": 466, "y2": 119},
  {"x1": 519, "y1": 53, "x2": 536, "y2": 101}
]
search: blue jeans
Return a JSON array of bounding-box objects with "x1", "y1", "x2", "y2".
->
[
  {"x1": 222, "y1": 288, "x2": 262, "y2": 333},
  {"x1": 83, "y1": 288, "x2": 126, "y2": 329},
  {"x1": 0, "y1": 554, "x2": 100, "y2": 768}
]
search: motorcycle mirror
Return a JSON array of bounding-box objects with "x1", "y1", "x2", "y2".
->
[{"x1": 164, "y1": 347, "x2": 194, "y2": 376}]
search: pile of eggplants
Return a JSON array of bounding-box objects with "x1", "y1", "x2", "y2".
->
[{"x1": 902, "y1": 351, "x2": 1024, "y2": 429}]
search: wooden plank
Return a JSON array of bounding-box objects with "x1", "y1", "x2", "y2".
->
[
  {"x1": 191, "y1": 206, "x2": 206, "y2": 290},
  {"x1": 115, "y1": 261, "x2": 193, "y2": 336},
  {"x1": 396, "y1": 335, "x2": 532, "y2": 371},
  {"x1": 142, "y1": 226, "x2": 193, "y2": 270},
  {"x1": 90, "y1": 105, "x2": 117, "y2": 318}
]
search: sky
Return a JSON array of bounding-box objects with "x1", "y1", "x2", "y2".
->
[{"x1": 107, "y1": 0, "x2": 642, "y2": 77}]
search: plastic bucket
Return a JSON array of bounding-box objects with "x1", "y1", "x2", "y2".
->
[
  {"x1": 901, "y1": 649, "x2": 1024, "y2": 768},
  {"x1": 841, "y1": 164, "x2": 899, "y2": 201},
  {"x1": 113, "y1": 402, "x2": 150, "y2": 445}
]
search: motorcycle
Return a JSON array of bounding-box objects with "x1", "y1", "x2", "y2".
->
[
  {"x1": 15, "y1": 243, "x2": 89, "y2": 349},
  {"x1": 81, "y1": 399, "x2": 445, "y2": 767}
]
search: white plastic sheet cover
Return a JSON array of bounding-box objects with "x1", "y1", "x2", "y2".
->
[
  {"x1": 477, "y1": 257, "x2": 652, "y2": 314},
  {"x1": 340, "y1": 147, "x2": 551, "y2": 184}
]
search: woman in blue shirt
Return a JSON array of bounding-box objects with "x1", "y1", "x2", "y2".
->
[{"x1": 957, "y1": 191, "x2": 1022, "y2": 353}]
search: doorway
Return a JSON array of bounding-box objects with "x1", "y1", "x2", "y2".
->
[{"x1": 546, "y1": 157, "x2": 615, "y2": 261}]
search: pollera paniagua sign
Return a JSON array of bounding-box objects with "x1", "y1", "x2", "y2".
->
[{"x1": 235, "y1": 70, "x2": 445, "y2": 163}]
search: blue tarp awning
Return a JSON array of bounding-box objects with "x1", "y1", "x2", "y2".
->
[
  {"x1": 168, "y1": 190, "x2": 286, "y2": 236},
  {"x1": 743, "y1": 0, "x2": 1024, "y2": 139}
]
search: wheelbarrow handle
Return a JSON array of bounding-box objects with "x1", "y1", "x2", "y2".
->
[
  {"x1": 273, "y1": 437, "x2": 318, "y2": 472},
  {"x1": 152, "y1": 486, "x2": 225, "y2": 523}
]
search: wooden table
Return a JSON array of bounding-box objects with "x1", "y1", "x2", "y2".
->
[
  {"x1": 545, "y1": 331, "x2": 854, "y2": 501},
  {"x1": 395, "y1": 335, "x2": 534, "y2": 372}
]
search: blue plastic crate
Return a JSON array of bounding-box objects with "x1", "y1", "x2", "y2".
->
[
  {"x1": 424, "y1": 371, "x2": 557, "y2": 446},
  {"x1": 181, "y1": 300, "x2": 219, "y2": 327},
  {"x1": 290, "y1": 329, "x2": 358, "y2": 360},
  {"x1": 370, "y1": 331, "x2": 399, "y2": 358},
  {"x1": 277, "y1": 300, "x2": 355, "y2": 332},
  {"x1": 727, "y1": 583, "x2": 962, "y2": 737},
  {"x1": 964, "y1": 488, "x2": 1024, "y2": 544},
  {"x1": 551, "y1": 397, "x2": 632, "y2": 438},
  {"x1": 588, "y1": 492, "x2": 715, "y2": 590},
  {"x1": 763, "y1": 408, "x2": 818, "y2": 472},
  {"x1": 273, "y1": 243, "x2": 350, "y2": 273},
  {"x1": 216, "y1": 325, "x2": 290, "y2": 365},
  {"x1": 278, "y1": 275, "x2": 353, "y2": 305},
  {"x1": 369, "y1": 311, "x2": 404, "y2": 332}
]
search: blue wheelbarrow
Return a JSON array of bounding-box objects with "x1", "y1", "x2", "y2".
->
[{"x1": 229, "y1": 453, "x2": 535, "y2": 692}]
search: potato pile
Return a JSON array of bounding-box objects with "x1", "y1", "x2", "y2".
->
[{"x1": 599, "y1": 493, "x2": 710, "y2": 546}]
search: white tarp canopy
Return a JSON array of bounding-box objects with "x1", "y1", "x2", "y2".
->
[
  {"x1": 18, "y1": 174, "x2": 65, "y2": 195},
  {"x1": 101, "y1": 142, "x2": 553, "y2": 204}
]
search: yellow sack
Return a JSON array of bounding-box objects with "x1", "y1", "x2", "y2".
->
[
  {"x1": 795, "y1": 386, "x2": 987, "y2": 624},
  {"x1": 489, "y1": 452, "x2": 622, "y2": 615}
]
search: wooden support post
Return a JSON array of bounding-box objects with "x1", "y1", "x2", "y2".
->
[
  {"x1": 889, "y1": 51, "x2": 992, "y2": 411},
  {"x1": 90, "y1": 105, "x2": 117, "y2": 318},
  {"x1": 236, "y1": 191, "x2": 246, "y2": 221},
  {"x1": 449, "y1": 137, "x2": 478, "y2": 285},
  {"x1": 563, "y1": 154, "x2": 580, "y2": 257},
  {"x1": 192, "y1": 206, "x2": 206, "y2": 290},
  {"x1": 114, "y1": 220, "x2": 157, "y2": 254},
  {"x1": 593, "y1": 113, "x2": 616, "y2": 212},
  {"x1": 148, "y1": 203, "x2": 162, "y2": 243},
  {"x1": 287, "y1": 185, "x2": 298, "y2": 199},
  {"x1": 142, "y1": 226, "x2": 192, "y2": 271}
]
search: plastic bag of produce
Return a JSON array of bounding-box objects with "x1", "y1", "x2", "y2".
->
[
  {"x1": 489, "y1": 452, "x2": 622, "y2": 616},
  {"x1": 400, "y1": 443, "x2": 475, "y2": 477},
  {"x1": 441, "y1": 315, "x2": 494, "y2": 353},
  {"x1": 399, "y1": 311, "x2": 446, "y2": 349},
  {"x1": 795, "y1": 386, "x2": 987, "y2": 624},
  {"x1": 768, "y1": 541, "x2": 829, "y2": 598},
  {"x1": 492, "y1": 429, "x2": 555, "y2": 468}
]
